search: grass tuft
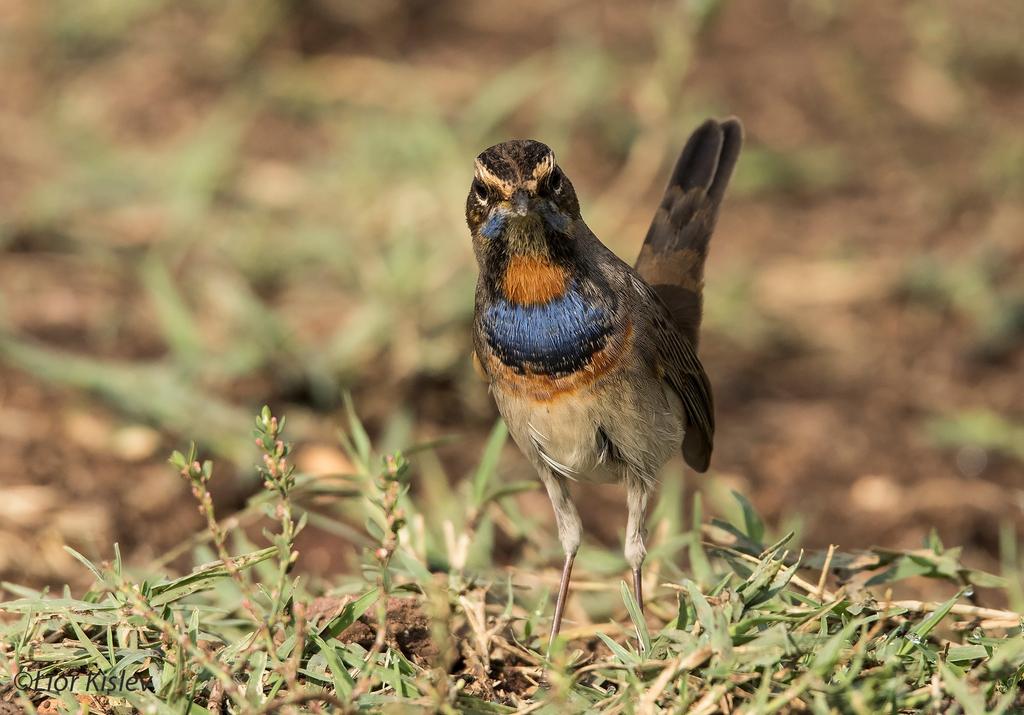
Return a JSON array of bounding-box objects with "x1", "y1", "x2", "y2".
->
[{"x1": 1, "y1": 406, "x2": 1022, "y2": 712}]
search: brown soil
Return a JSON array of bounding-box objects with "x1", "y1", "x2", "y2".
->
[
  {"x1": 329, "y1": 595, "x2": 439, "y2": 665},
  {"x1": 318, "y1": 593, "x2": 540, "y2": 702}
]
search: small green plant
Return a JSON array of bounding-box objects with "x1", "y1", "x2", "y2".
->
[{"x1": 0, "y1": 406, "x2": 1022, "y2": 713}]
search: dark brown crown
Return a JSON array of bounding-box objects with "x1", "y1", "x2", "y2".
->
[{"x1": 474, "y1": 140, "x2": 555, "y2": 192}]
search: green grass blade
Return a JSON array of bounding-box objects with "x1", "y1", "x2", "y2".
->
[
  {"x1": 620, "y1": 580, "x2": 651, "y2": 654},
  {"x1": 472, "y1": 419, "x2": 507, "y2": 507},
  {"x1": 318, "y1": 588, "x2": 380, "y2": 641}
]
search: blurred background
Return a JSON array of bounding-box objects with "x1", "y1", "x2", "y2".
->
[{"x1": 1, "y1": 0, "x2": 1022, "y2": 591}]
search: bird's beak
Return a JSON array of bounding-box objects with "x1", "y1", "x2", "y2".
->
[{"x1": 510, "y1": 188, "x2": 530, "y2": 217}]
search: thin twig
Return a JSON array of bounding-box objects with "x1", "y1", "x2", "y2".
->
[
  {"x1": 255, "y1": 690, "x2": 346, "y2": 713},
  {"x1": 815, "y1": 544, "x2": 836, "y2": 601},
  {"x1": 669, "y1": 540, "x2": 1024, "y2": 629},
  {"x1": 882, "y1": 598, "x2": 1021, "y2": 623}
]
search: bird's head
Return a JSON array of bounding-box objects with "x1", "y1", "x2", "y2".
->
[{"x1": 466, "y1": 139, "x2": 580, "y2": 260}]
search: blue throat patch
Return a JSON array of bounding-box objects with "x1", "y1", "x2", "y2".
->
[
  {"x1": 483, "y1": 286, "x2": 612, "y2": 375},
  {"x1": 481, "y1": 213, "x2": 506, "y2": 240}
]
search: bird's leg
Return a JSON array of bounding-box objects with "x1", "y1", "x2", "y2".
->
[
  {"x1": 624, "y1": 477, "x2": 650, "y2": 622},
  {"x1": 550, "y1": 551, "x2": 575, "y2": 649},
  {"x1": 538, "y1": 470, "x2": 581, "y2": 653},
  {"x1": 632, "y1": 562, "x2": 644, "y2": 613}
]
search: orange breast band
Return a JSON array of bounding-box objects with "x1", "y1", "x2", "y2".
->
[{"x1": 501, "y1": 255, "x2": 569, "y2": 305}]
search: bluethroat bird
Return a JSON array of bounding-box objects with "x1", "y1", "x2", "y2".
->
[{"x1": 467, "y1": 119, "x2": 743, "y2": 648}]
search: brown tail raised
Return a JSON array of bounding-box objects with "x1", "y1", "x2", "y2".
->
[{"x1": 634, "y1": 118, "x2": 743, "y2": 348}]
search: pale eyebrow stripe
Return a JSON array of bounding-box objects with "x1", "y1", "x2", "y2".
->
[
  {"x1": 531, "y1": 152, "x2": 555, "y2": 179},
  {"x1": 474, "y1": 159, "x2": 513, "y2": 195}
]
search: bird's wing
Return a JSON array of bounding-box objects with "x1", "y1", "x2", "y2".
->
[{"x1": 631, "y1": 274, "x2": 715, "y2": 473}]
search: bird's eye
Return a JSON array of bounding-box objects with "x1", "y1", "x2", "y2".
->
[
  {"x1": 544, "y1": 167, "x2": 564, "y2": 195},
  {"x1": 471, "y1": 178, "x2": 488, "y2": 203}
]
